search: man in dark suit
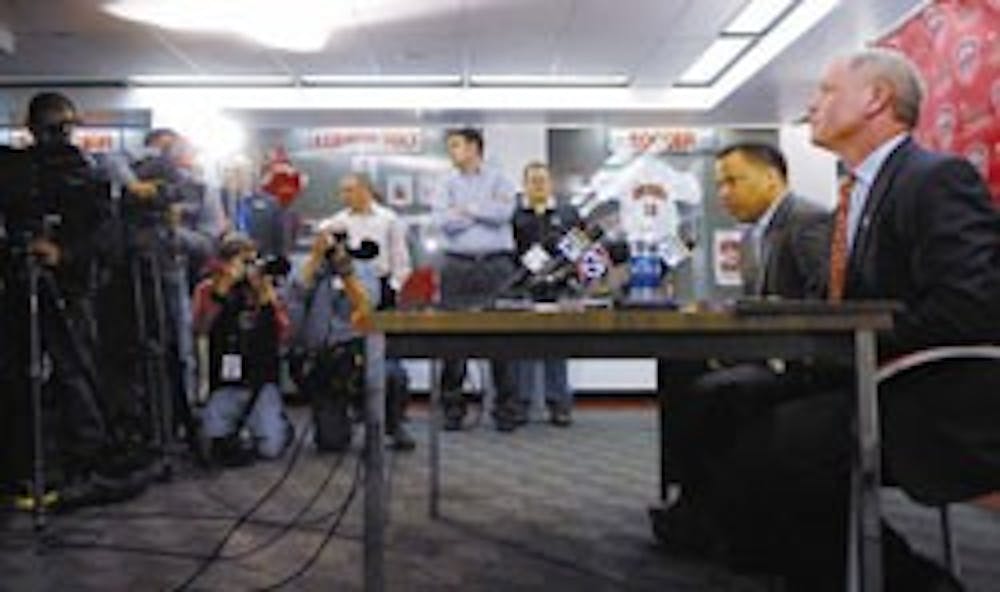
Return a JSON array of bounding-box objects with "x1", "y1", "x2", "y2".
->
[
  {"x1": 715, "y1": 142, "x2": 829, "y2": 298},
  {"x1": 702, "y1": 49, "x2": 1000, "y2": 591},
  {"x1": 654, "y1": 142, "x2": 830, "y2": 555}
]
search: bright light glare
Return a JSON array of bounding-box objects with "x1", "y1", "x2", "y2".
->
[
  {"x1": 104, "y1": 0, "x2": 350, "y2": 52},
  {"x1": 155, "y1": 106, "x2": 246, "y2": 162}
]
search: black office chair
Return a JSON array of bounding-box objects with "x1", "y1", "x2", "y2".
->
[{"x1": 875, "y1": 345, "x2": 1000, "y2": 579}]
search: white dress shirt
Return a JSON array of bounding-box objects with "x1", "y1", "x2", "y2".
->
[{"x1": 319, "y1": 202, "x2": 412, "y2": 290}]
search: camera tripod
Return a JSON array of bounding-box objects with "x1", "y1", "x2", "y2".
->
[
  {"x1": 9, "y1": 240, "x2": 112, "y2": 531},
  {"x1": 125, "y1": 223, "x2": 202, "y2": 477},
  {"x1": 128, "y1": 237, "x2": 176, "y2": 478}
]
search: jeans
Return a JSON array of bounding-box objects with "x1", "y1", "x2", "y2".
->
[
  {"x1": 201, "y1": 383, "x2": 289, "y2": 458},
  {"x1": 516, "y1": 359, "x2": 571, "y2": 410}
]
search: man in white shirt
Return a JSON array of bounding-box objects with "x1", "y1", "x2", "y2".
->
[
  {"x1": 320, "y1": 173, "x2": 412, "y2": 307},
  {"x1": 317, "y1": 173, "x2": 415, "y2": 450}
]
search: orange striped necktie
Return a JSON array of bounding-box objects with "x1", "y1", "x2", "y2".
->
[{"x1": 827, "y1": 174, "x2": 856, "y2": 302}]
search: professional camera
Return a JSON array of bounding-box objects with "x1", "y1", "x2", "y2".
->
[
  {"x1": 324, "y1": 229, "x2": 380, "y2": 262},
  {"x1": 250, "y1": 254, "x2": 292, "y2": 278}
]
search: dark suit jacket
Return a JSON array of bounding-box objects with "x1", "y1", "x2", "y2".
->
[
  {"x1": 846, "y1": 137, "x2": 1000, "y2": 503},
  {"x1": 750, "y1": 193, "x2": 830, "y2": 298}
]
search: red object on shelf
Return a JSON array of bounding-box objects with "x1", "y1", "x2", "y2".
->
[{"x1": 259, "y1": 146, "x2": 307, "y2": 207}]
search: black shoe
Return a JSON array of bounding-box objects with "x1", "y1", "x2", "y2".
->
[
  {"x1": 443, "y1": 405, "x2": 465, "y2": 431},
  {"x1": 492, "y1": 404, "x2": 520, "y2": 432},
  {"x1": 885, "y1": 529, "x2": 964, "y2": 592},
  {"x1": 389, "y1": 423, "x2": 417, "y2": 451},
  {"x1": 512, "y1": 405, "x2": 529, "y2": 426},
  {"x1": 494, "y1": 412, "x2": 519, "y2": 432},
  {"x1": 649, "y1": 500, "x2": 725, "y2": 560},
  {"x1": 549, "y1": 407, "x2": 572, "y2": 427},
  {"x1": 211, "y1": 437, "x2": 256, "y2": 467}
]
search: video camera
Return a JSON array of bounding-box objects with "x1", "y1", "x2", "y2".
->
[
  {"x1": 0, "y1": 143, "x2": 108, "y2": 254},
  {"x1": 123, "y1": 152, "x2": 205, "y2": 226}
]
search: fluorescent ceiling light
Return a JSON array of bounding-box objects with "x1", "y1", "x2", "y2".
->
[
  {"x1": 675, "y1": 37, "x2": 753, "y2": 86},
  {"x1": 301, "y1": 74, "x2": 462, "y2": 87},
  {"x1": 724, "y1": 0, "x2": 796, "y2": 34},
  {"x1": 0, "y1": 75, "x2": 123, "y2": 86},
  {"x1": 469, "y1": 74, "x2": 630, "y2": 87},
  {"x1": 103, "y1": 0, "x2": 350, "y2": 52},
  {"x1": 129, "y1": 74, "x2": 294, "y2": 87}
]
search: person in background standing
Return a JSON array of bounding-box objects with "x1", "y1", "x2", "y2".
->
[
  {"x1": 431, "y1": 128, "x2": 520, "y2": 432},
  {"x1": 511, "y1": 161, "x2": 580, "y2": 426}
]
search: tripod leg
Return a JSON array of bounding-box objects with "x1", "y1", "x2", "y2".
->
[
  {"x1": 131, "y1": 254, "x2": 163, "y2": 458},
  {"x1": 38, "y1": 273, "x2": 111, "y2": 442},
  {"x1": 27, "y1": 258, "x2": 47, "y2": 531},
  {"x1": 147, "y1": 254, "x2": 176, "y2": 476}
]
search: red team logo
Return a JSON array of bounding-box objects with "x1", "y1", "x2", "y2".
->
[
  {"x1": 882, "y1": 1, "x2": 1000, "y2": 201},
  {"x1": 923, "y1": 6, "x2": 946, "y2": 41},
  {"x1": 934, "y1": 104, "x2": 956, "y2": 149},
  {"x1": 954, "y1": 37, "x2": 980, "y2": 85}
]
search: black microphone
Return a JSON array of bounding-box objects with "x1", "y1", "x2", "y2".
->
[
  {"x1": 491, "y1": 216, "x2": 610, "y2": 305},
  {"x1": 606, "y1": 240, "x2": 631, "y2": 265}
]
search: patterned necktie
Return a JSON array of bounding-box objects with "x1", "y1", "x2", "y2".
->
[{"x1": 828, "y1": 174, "x2": 856, "y2": 302}]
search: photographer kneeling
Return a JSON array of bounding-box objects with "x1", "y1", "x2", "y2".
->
[
  {"x1": 287, "y1": 224, "x2": 387, "y2": 452},
  {"x1": 192, "y1": 233, "x2": 293, "y2": 465}
]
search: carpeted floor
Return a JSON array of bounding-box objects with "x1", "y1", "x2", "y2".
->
[{"x1": 1, "y1": 405, "x2": 997, "y2": 591}]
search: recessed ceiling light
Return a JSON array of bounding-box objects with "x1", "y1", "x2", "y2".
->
[
  {"x1": 300, "y1": 74, "x2": 463, "y2": 87},
  {"x1": 724, "y1": 0, "x2": 797, "y2": 34},
  {"x1": 468, "y1": 74, "x2": 630, "y2": 87},
  {"x1": 128, "y1": 74, "x2": 294, "y2": 87},
  {"x1": 675, "y1": 37, "x2": 753, "y2": 86}
]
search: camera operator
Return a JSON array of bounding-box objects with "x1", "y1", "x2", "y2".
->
[
  {"x1": 192, "y1": 233, "x2": 293, "y2": 465},
  {"x1": 0, "y1": 92, "x2": 130, "y2": 504},
  {"x1": 286, "y1": 224, "x2": 385, "y2": 452},
  {"x1": 97, "y1": 129, "x2": 223, "y2": 461},
  {"x1": 129, "y1": 129, "x2": 226, "y2": 275},
  {"x1": 318, "y1": 172, "x2": 415, "y2": 450}
]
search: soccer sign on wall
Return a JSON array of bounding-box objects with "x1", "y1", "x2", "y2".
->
[{"x1": 879, "y1": 0, "x2": 1000, "y2": 201}]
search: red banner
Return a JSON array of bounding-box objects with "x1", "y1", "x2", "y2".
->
[{"x1": 878, "y1": 0, "x2": 1000, "y2": 202}]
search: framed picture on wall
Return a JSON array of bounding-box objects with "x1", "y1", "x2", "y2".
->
[
  {"x1": 387, "y1": 174, "x2": 414, "y2": 207},
  {"x1": 713, "y1": 229, "x2": 744, "y2": 288}
]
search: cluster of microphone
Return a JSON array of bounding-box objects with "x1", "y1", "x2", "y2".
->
[{"x1": 498, "y1": 219, "x2": 631, "y2": 303}]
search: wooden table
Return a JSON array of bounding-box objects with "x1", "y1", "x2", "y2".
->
[{"x1": 364, "y1": 305, "x2": 895, "y2": 592}]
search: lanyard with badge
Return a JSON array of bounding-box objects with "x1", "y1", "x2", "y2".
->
[{"x1": 220, "y1": 301, "x2": 257, "y2": 384}]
